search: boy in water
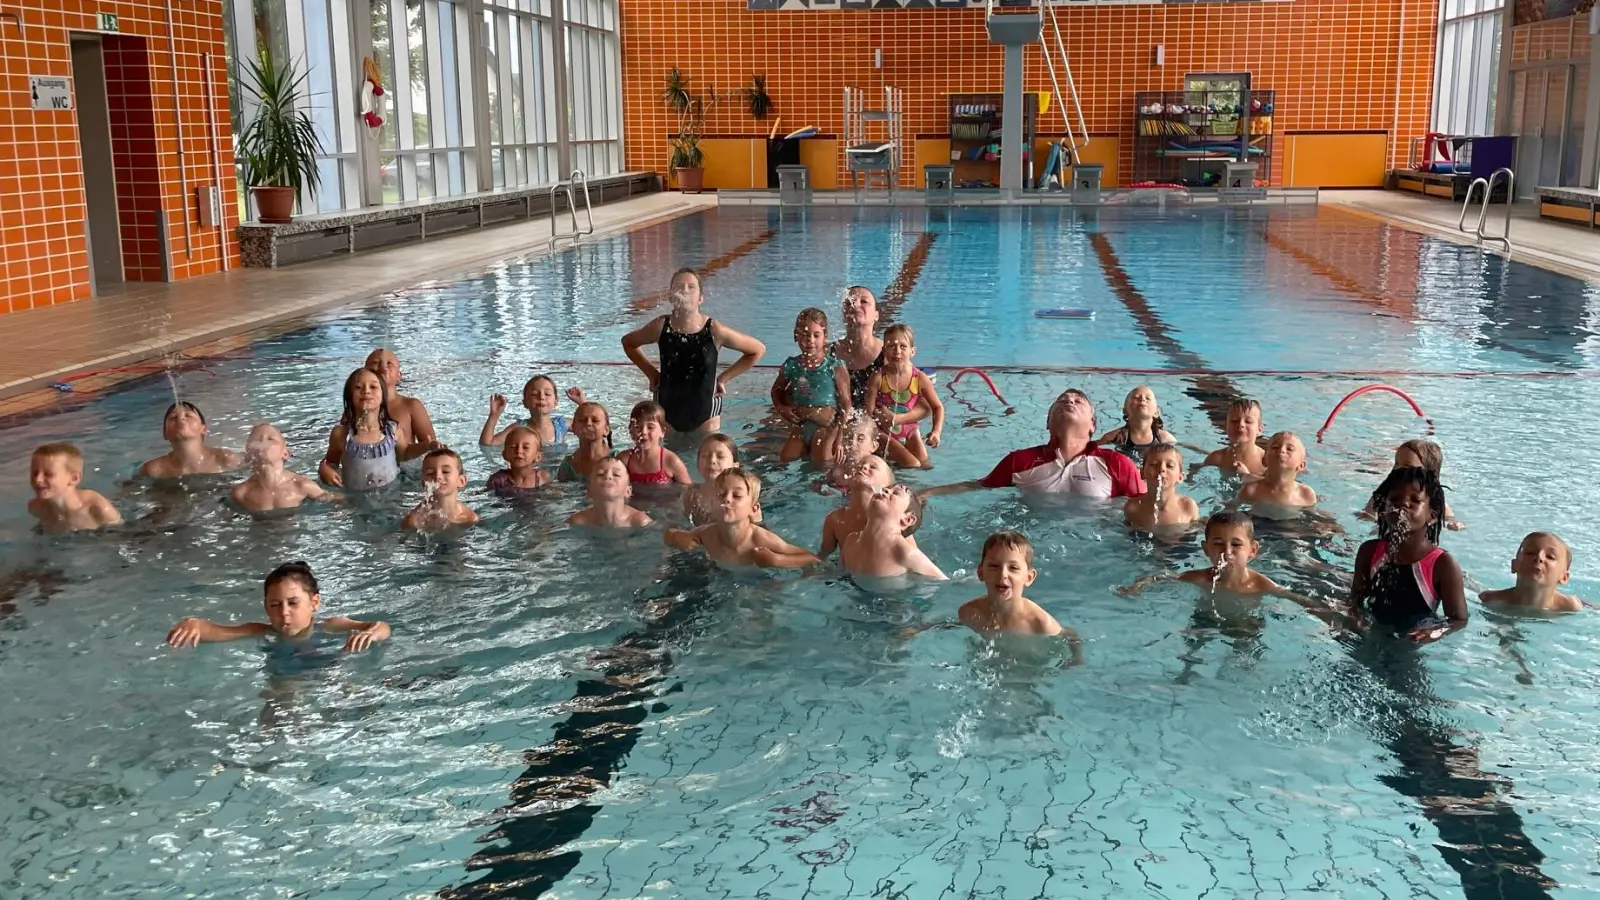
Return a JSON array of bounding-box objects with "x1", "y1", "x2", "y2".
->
[
  {"x1": 1236, "y1": 431, "x2": 1317, "y2": 515},
  {"x1": 820, "y1": 455, "x2": 895, "y2": 556},
  {"x1": 959, "y1": 531, "x2": 1072, "y2": 639},
  {"x1": 1124, "y1": 443, "x2": 1199, "y2": 530},
  {"x1": 1481, "y1": 532, "x2": 1583, "y2": 612},
  {"x1": 366, "y1": 348, "x2": 437, "y2": 446},
  {"x1": 138, "y1": 402, "x2": 243, "y2": 479},
  {"x1": 684, "y1": 434, "x2": 743, "y2": 525},
  {"x1": 167, "y1": 560, "x2": 389, "y2": 653},
  {"x1": 402, "y1": 448, "x2": 479, "y2": 530},
  {"x1": 839, "y1": 483, "x2": 947, "y2": 580},
  {"x1": 824, "y1": 411, "x2": 882, "y2": 492},
  {"x1": 230, "y1": 423, "x2": 333, "y2": 512},
  {"x1": 28, "y1": 443, "x2": 122, "y2": 533},
  {"x1": 665, "y1": 469, "x2": 817, "y2": 568},
  {"x1": 567, "y1": 457, "x2": 653, "y2": 528},
  {"x1": 1199, "y1": 398, "x2": 1265, "y2": 477}
]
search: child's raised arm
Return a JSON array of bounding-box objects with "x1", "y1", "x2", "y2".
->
[
  {"x1": 167, "y1": 617, "x2": 272, "y2": 648},
  {"x1": 319, "y1": 425, "x2": 347, "y2": 487},
  {"x1": 480, "y1": 393, "x2": 511, "y2": 446},
  {"x1": 320, "y1": 616, "x2": 391, "y2": 652},
  {"x1": 621, "y1": 317, "x2": 667, "y2": 392},
  {"x1": 916, "y1": 369, "x2": 945, "y2": 448}
]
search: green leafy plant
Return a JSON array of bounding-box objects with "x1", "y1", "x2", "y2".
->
[
  {"x1": 662, "y1": 67, "x2": 717, "y2": 170},
  {"x1": 743, "y1": 74, "x2": 772, "y2": 119},
  {"x1": 669, "y1": 133, "x2": 703, "y2": 169},
  {"x1": 661, "y1": 67, "x2": 692, "y2": 117},
  {"x1": 237, "y1": 52, "x2": 324, "y2": 193}
]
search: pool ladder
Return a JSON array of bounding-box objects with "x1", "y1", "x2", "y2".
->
[
  {"x1": 547, "y1": 170, "x2": 595, "y2": 253},
  {"x1": 1458, "y1": 167, "x2": 1514, "y2": 254}
]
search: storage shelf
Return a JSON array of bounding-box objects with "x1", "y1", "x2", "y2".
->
[{"x1": 1133, "y1": 86, "x2": 1275, "y2": 187}]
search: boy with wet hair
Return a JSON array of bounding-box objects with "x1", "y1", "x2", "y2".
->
[
  {"x1": 402, "y1": 448, "x2": 478, "y2": 530},
  {"x1": 665, "y1": 468, "x2": 817, "y2": 568},
  {"x1": 28, "y1": 443, "x2": 121, "y2": 533},
  {"x1": 138, "y1": 401, "x2": 243, "y2": 479},
  {"x1": 1481, "y1": 532, "x2": 1583, "y2": 612},
  {"x1": 839, "y1": 483, "x2": 946, "y2": 580}
]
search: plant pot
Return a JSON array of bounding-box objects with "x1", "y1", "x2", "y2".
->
[
  {"x1": 674, "y1": 166, "x2": 705, "y2": 192},
  {"x1": 252, "y1": 186, "x2": 297, "y2": 224}
]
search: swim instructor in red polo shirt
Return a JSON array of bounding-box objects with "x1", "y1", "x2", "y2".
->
[{"x1": 922, "y1": 389, "x2": 1145, "y2": 499}]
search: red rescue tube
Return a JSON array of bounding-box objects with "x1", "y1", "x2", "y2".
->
[
  {"x1": 946, "y1": 367, "x2": 1010, "y2": 407},
  {"x1": 1317, "y1": 384, "x2": 1433, "y2": 442}
]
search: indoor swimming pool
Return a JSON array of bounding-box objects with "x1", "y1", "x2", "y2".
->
[{"x1": 2, "y1": 204, "x2": 1599, "y2": 899}]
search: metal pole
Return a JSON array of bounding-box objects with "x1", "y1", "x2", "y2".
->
[
  {"x1": 165, "y1": 0, "x2": 191, "y2": 258},
  {"x1": 1001, "y1": 42, "x2": 1025, "y2": 193},
  {"x1": 203, "y1": 52, "x2": 230, "y2": 272}
]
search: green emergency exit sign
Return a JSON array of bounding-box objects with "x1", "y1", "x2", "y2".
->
[{"x1": 97, "y1": 12, "x2": 119, "y2": 32}]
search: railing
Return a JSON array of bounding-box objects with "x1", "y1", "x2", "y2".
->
[
  {"x1": 546, "y1": 169, "x2": 595, "y2": 253},
  {"x1": 1457, "y1": 166, "x2": 1514, "y2": 253},
  {"x1": 1041, "y1": 2, "x2": 1089, "y2": 160}
]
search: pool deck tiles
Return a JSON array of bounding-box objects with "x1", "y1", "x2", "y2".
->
[{"x1": 0, "y1": 192, "x2": 715, "y2": 418}]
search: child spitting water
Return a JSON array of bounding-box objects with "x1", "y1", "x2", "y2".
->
[
  {"x1": 771, "y1": 307, "x2": 850, "y2": 464},
  {"x1": 1123, "y1": 443, "x2": 1199, "y2": 530},
  {"x1": 1200, "y1": 398, "x2": 1265, "y2": 477},
  {"x1": 556, "y1": 402, "x2": 614, "y2": 483},
  {"x1": 1349, "y1": 466, "x2": 1467, "y2": 642},
  {"x1": 616, "y1": 401, "x2": 692, "y2": 487},
  {"x1": 231, "y1": 423, "x2": 333, "y2": 512}
]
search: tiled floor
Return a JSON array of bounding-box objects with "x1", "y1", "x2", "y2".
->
[
  {"x1": 0, "y1": 191, "x2": 715, "y2": 414},
  {"x1": 1322, "y1": 190, "x2": 1600, "y2": 282}
]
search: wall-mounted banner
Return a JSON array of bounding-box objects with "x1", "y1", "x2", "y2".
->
[{"x1": 749, "y1": 0, "x2": 1288, "y2": 9}]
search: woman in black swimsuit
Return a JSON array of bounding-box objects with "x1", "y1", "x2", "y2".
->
[
  {"x1": 622, "y1": 268, "x2": 765, "y2": 434},
  {"x1": 832, "y1": 286, "x2": 885, "y2": 408}
]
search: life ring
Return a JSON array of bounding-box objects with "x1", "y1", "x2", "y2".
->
[{"x1": 359, "y1": 56, "x2": 386, "y2": 131}]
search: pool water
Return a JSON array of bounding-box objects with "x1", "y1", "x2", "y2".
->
[{"x1": 2, "y1": 205, "x2": 1599, "y2": 899}]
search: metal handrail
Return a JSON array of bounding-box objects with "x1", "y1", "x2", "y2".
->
[
  {"x1": 1456, "y1": 167, "x2": 1514, "y2": 254},
  {"x1": 546, "y1": 181, "x2": 577, "y2": 252},
  {"x1": 569, "y1": 169, "x2": 595, "y2": 238},
  {"x1": 1043, "y1": 2, "x2": 1089, "y2": 157}
]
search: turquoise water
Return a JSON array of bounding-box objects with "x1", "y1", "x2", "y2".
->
[{"x1": 1, "y1": 205, "x2": 1598, "y2": 898}]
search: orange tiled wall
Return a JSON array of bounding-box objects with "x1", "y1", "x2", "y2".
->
[
  {"x1": 0, "y1": 1, "x2": 239, "y2": 315},
  {"x1": 620, "y1": 0, "x2": 1439, "y2": 188}
]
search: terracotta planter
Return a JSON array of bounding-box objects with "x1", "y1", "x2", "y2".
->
[
  {"x1": 674, "y1": 166, "x2": 705, "y2": 192},
  {"x1": 252, "y1": 186, "x2": 297, "y2": 224}
]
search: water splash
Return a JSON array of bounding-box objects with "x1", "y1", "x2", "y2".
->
[
  {"x1": 1209, "y1": 555, "x2": 1229, "y2": 594},
  {"x1": 1152, "y1": 472, "x2": 1165, "y2": 508}
]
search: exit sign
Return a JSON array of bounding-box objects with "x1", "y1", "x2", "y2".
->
[{"x1": 97, "y1": 12, "x2": 118, "y2": 32}]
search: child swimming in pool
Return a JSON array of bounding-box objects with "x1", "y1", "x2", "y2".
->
[
  {"x1": 824, "y1": 411, "x2": 883, "y2": 491},
  {"x1": 138, "y1": 401, "x2": 243, "y2": 479},
  {"x1": 616, "y1": 401, "x2": 692, "y2": 486},
  {"x1": 1236, "y1": 432, "x2": 1317, "y2": 515},
  {"x1": 28, "y1": 443, "x2": 122, "y2": 533},
  {"x1": 959, "y1": 532, "x2": 1074, "y2": 640},
  {"x1": 567, "y1": 457, "x2": 654, "y2": 528},
  {"x1": 366, "y1": 348, "x2": 437, "y2": 446},
  {"x1": 556, "y1": 401, "x2": 614, "y2": 482},
  {"x1": 403, "y1": 448, "x2": 479, "y2": 530},
  {"x1": 1480, "y1": 531, "x2": 1583, "y2": 612},
  {"x1": 1097, "y1": 386, "x2": 1177, "y2": 465},
  {"x1": 665, "y1": 469, "x2": 818, "y2": 568},
  {"x1": 772, "y1": 307, "x2": 851, "y2": 464},
  {"x1": 486, "y1": 425, "x2": 549, "y2": 495},
  {"x1": 684, "y1": 433, "x2": 748, "y2": 525},
  {"x1": 866, "y1": 324, "x2": 943, "y2": 468},
  {"x1": 1349, "y1": 466, "x2": 1467, "y2": 643},
  {"x1": 320, "y1": 368, "x2": 436, "y2": 491},
  {"x1": 166, "y1": 561, "x2": 390, "y2": 653},
  {"x1": 839, "y1": 483, "x2": 946, "y2": 580},
  {"x1": 1359, "y1": 439, "x2": 1462, "y2": 529},
  {"x1": 230, "y1": 423, "x2": 333, "y2": 512},
  {"x1": 820, "y1": 455, "x2": 895, "y2": 556},
  {"x1": 1123, "y1": 443, "x2": 1199, "y2": 530},
  {"x1": 1199, "y1": 398, "x2": 1265, "y2": 477},
  {"x1": 480, "y1": 374, "x2": 587, "y2": 448},
  {"x1": 1123, "y1": 512, "x2": 1285, "y2": 597}
]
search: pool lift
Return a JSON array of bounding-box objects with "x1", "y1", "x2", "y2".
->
[
  {"x1": 1457, "y1": 167, "x2": 1514, "y2": 254},
  {"x1": 547, "y1": 169, "x2": 595, "y2": 253},
  {"x1": 844, "y1": 85, "x2": 903, "y2": 202}
]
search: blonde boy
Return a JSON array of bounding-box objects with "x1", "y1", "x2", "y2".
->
[
  {"x1": 28, "y1": 443, "x2": 121, "y2": 533},
  {"x1": 1481, "y1": 532, "x2": 1583, "y2": 612},
  {"x1": 665, "y1": 468, "x2": 817, "y2": 568}
]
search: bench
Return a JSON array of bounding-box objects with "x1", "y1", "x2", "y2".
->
[
  {"x1": 238, "y1": 171, "x2": 661, "y2": 268},
  {"x1": 1536, "y1": 185, "x2": 1600, "y2": 229}
]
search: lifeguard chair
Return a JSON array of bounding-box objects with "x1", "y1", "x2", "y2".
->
[{"x1": 844, "y1": 85, "x2": 903, "y2": 202}]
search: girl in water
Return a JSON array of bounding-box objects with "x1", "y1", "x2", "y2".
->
[
  {"x1": 556, "y1": 401, "x2": 614, "y2": 483},
  {"x1": 486, "y1": 425, "x2": 549, "y2": 495},
  {"x1": 866, "y1": 324, "x2": 943, "y2": 468},
  {"x1": 1097, "y1": 386, "x2": 1177, "y2": 465},
  {"x1": 319, "y1": 368, "x2": 433, "y2": 491},
  {"x1": 480, "y1": 374, "x2": 586, "y2": 448},
  {"x1": 616, "y1": 401, "x2": 692, "y2": 486},
  {"x1": 620, "y1": 268, "x2": 765, "y2": 434},
  {"x1": 1348, "y1": 466, "x2": 1467, "y2": 643}
]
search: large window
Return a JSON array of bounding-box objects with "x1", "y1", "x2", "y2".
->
[
  {"x1": 485, "y1": 0, "x2": 558, "y2": 189},
  {"x1": 225, "y1": 0, "x2": 623, "y2": 216},
  {"x1": 1432, "y1": 0, "x2": 1505, "y2": 136},
  {"x1": 565, "y1": 0, "x2": 622, "y2": 178},
  {"x1": 227, "y1": 0, "x2": 359, "y2": 214}
]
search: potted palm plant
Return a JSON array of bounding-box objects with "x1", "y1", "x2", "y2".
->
[
  {"x1": 238, "y1": 52, "x2": 323, "y2": 224},
  {"x1": 663, "y1": 67, "x2": 711, "y2": 192}
]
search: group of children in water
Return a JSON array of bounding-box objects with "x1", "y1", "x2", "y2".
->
[{"x1": 21, "y1": 270, "x2": 1582, "y2": 657}]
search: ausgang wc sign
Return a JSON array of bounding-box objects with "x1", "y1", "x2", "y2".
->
[{"x1": 30, "y1": 76, "x2": 71, "y2": 111}]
